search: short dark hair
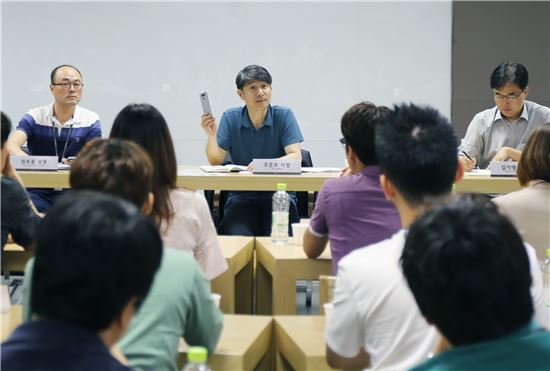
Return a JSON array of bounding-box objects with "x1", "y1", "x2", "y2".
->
[
  {"x1": 375, "y1": 103, "x2": 458, "y2": 206},
  {"x1": 401, "y1": 195, "x2": 533, "y2": 346},
  {"x1": 517, "y1": 125, "x2": 550, "y2": 186},
  {"x1": 490, "y1": 62, "x2": 529, "y2": 91},
  {"x1": 235, "y1": 65, "x2": 272, "y2": 90},
  {"x1": 341, "y1": 102, "x2": 391, "y2": 166},
  {"x1": 110, "y1": 103, "x2": 177, "y2": 226},
  {"x1": 1, "y1": 111, "x2": 11, "y2": 148},
  {"x1": 31, "y1": 191, "x2": 163, "y2": 331},
  {"x1": 50, "y1": 64, "x2": 83, "y2": 84},
  {"x1": 70, "y1": 139, "x2": 154, "y2": 209}
]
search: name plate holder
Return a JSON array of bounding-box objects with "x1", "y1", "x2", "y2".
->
[
  {"x1": 11, "y1": 156, "x2": 59, "y2": 171},
  {"x1": 252, "y1": 159, "x2": 301, "y2": 174},
  {"x1": 489, "y1": 161, "x2": 518, "y2": 177}
]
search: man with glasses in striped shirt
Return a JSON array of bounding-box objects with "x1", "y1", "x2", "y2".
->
[{"x1": 7, "y1": 64, "x2": 102, "y2": 211}]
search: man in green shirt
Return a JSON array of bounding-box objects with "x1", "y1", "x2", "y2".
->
[
  {"x1": 402, "y1": 195, "x2": 549, "y2": 370},
  {"x1": 23, "y1": 139, "x2": 223, "y2": 371}
]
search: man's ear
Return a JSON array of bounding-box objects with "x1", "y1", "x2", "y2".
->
[
  {"x1": 380, "y1": 174, "x2": 397, "y2": 202},
  {"x1": 237, "y1": 89, "x2": 244, "y2": 101},
  {"x1": 141, "y1": 192, "x2": 154, "y2": 215},
  {"x1": 49, "y1": 85, "x2": 54, "y2": 93},
  {"x1": 523, "y1": 86, "x2": 529, "y2": 99}
]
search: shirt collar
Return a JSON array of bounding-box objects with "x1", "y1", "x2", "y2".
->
[
  {"x1": 359, "y1": 165, "x2": 382, "y2": 177},
  {"x1": 494, "y1": 103, "x2": 528, "y2": 123},
  {"x1": 240, "y1": 105, "x2": 273, "y2": 128},
  {"x1": 47, "y1": 102, "x2": 80, "y2": 126}
]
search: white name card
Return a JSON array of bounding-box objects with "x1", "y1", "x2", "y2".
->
[
  {"x1": 252, "y1": 159, "x2": 301, "y2": 174},
  {"x1": 11, "y1": 156, "x2": 58, "y2": 171},
  {"x1": 489, "y1": 161, "x2": 518, "y2": 177}
]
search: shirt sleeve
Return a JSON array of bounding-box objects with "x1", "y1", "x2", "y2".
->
[
  {"x1": 85, "y1": 120, "x2": 102, "y2": 141},
  {"x1": 459, "y1": 112, "x2": 486, "y2": 160},
  {"x1": 217, "y1": 112, "x2": 232, "y2": 151},
  {"x1": 281, "y1": 108, "x2": 304, "y2": 147},
  {"x1": 1, "y1": 179, "x2": 39, "y2": 248},
  {"x1": 325, "y1": 261, "x2": 364, "y2": 357},
  {"x1": 22, "y1": 258, "x2": 35, "y2": 322},
  {"x1": 183, "y1": 268, "x2": 224, "y2": 355},
  {"x1": 309, "y1": 183, "x2": 329, "y2": 236},
  {"x1": 525, "y1": 243, "x2": 546, "y2": 328},
  {"x1": 16, "y1": 113, "x2": 36, "y2": 139},
  {"x1": 194, "y1": 195, "x2": 228, "y2": 280}
]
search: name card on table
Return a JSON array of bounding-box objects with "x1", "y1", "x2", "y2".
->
[
  {"x1": 252, "y1": 159, "x2": 301, "y2": 174},
  {"x1": 489, "y1": 161, "x2": 518, "y2": 177},
  {"x1": 11, "y1": 156, "x2": 58, "y2": 171}
]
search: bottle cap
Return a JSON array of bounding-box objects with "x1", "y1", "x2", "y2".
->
[
  {"x1": 546, "y1": 248, "x2": 550, "y2": 258},
  {"x1": 187, "y1": 346, "x2": 208, "y2": 363},
  {"x1": 277, "y1": 183, "x2": 287, "y2": 190}
]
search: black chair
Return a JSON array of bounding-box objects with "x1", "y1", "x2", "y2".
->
[{"x1": 205, "y1": 149, "x2": 316, "y2": 230}]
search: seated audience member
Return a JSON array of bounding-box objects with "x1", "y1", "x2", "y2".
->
[
  {"x1": 494, "y1": 125, "x2": 550, "y2": 261},
  {"x1": 2, "y1": 191, "x2": 162, "y2": 371},
  {"x1": 459, "y1": 62, "x2": 550, "y2": 171},
  {"x1": 325, "y1": 103, "x2": 545, "y2": 370},
  {"x1": 1, "y1": 112, "x2": 40, "y2": 249},
  {"x1": 402, "y1": 196, "x2": 550, "y2": 370},
  {"x1": 200, "y1": 65, "x2": 303, "y2": 236},
  {"x1": 110, "y1": 103, "x2": 227, "y2": 279},
  {"x1": 22, "y1": 139, "x2": 223, "y2": 371},
  {"x1": 6, "y1": 64, "x2": 102, "y2": 211},
  {"x1": 303, "y1": 102, "x2": 400, "y2": 273}
]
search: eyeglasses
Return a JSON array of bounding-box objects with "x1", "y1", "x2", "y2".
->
[
  {"x1": 339, "y1": 137, "x2": 347, "y2": 149},
  {"x1": 52, "y1": 82, "x2": 83, "y2": 90},
  {"x1": 493, "y1": 90, "x2": 523, "y2": 101}
]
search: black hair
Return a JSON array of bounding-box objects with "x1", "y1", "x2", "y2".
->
[
  {"x1": 490, "y1": 62, "x2": 529, "y2": 91},
  {"x1": 235, "y1": 65, "x2": 272, "y2": 90},
  {"x1": 341, "y1": 102, "x2": 391, "y2": 166},
  {"x1": 1, "y1": 111, "x2": 11, "y2": 147},
  {"x1": 50, "y1": 64, "x2": 83, "y2": 84},
  {"x1": 401, "y1": 195, "x2": 533, "y2": 346},
  {"x1": 110, "y1": 103, "x2": 177, "y2": 227},
  {"x1": 375, "y1": 103, "x2": 458, "y2": 206},
  {"x1": 31, "y1": 191, "x2": 163, "y2": 331}
]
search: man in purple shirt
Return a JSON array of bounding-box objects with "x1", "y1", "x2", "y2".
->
[{"x1": 303, "y1": 102, "x2": 401, "y2": 273}]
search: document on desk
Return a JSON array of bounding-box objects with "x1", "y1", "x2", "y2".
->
[
  {"x1": 301, "y1": 167, "x2": 341, "y2": 173},
  {"x1": 467, "y1": 169, "x2": 491, "y2": 176},
  {"x1": 200, "y1": 165, "x2": 248, "y2": 173}
]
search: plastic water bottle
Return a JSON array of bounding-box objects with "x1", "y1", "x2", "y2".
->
[
  {"x1": 542, "y1": 248, "x2": 550, "y2": 328},
  {"x1": 271, "y1": 183, "x2": 289, "y2": 244},
  {"x1": 181, "y1": 346, "x2": 210, "y2": 371}
]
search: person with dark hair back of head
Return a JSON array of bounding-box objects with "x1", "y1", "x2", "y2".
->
[
  {"x1": 21, "y1": 139, "x2": 223, "y2": 371},
  {"x1": 2, "y1": 191, "x2": 162, "y2": 371},
  {"x1": 402, "y1": 195, "x2": 549, "y2": 370},
  {"x1": 325, "y1": 103, "x2": 545, "y2": 370},
  {"x1": 200, "y1": 64, "x2": 304, "y2": 236},
  {"x1": 111, "y1": 103, "x2": 227, "y2": 280},
  {"x1": 494, "y1": 125, "x2": 550, "y2": 262},
  {"x1": 303, "y1": 102, "x2": 400, "y2": 273},
  {"x1": 459, "y1": 62, "x2": 550, "y2": 171},
  {"x1": 1, "y1": 111, "x2": 40, "y2": 249},
  {"x1": 6, "y1": 64, "x2": 102, "y2": 212}
]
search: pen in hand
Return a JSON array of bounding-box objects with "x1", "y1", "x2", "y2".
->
[{"x1": 460, "y1": 151, "x2": 479, "y2": 170}]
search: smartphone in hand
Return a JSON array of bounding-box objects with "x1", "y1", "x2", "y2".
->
[{"x1": 199, "y1": 91, "x2": 213, "y2": 116}]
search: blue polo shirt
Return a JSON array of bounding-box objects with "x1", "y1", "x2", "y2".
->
[{"x1": 217, "y1": 104, "x2": 303, "y2": 166}]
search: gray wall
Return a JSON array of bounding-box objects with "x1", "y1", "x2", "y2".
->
[
  {"x1": 1, "y1": 1, "x2": 452, "y2": 167},
  {"x1": 452, "y1": 1, "x2": 550, "y2": 138}
]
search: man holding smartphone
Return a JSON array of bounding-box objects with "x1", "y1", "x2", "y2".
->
[
  {"x1": 200, "y1": 64, "x2": 303, "y2": 236},
  {"x1": 6, "y1": 64, "x2": 102, "y2": 211}
]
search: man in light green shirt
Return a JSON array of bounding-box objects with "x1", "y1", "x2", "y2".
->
[{"x1": 22, "y1": 139, "x2": 223, "y2": 371}]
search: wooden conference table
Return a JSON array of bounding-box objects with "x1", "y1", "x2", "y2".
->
[
  {"x1": 255, "y1": 238, "x2": 332, "y2": 315},
  {"x1": 19, "y1": 166, "x2": 521, "y2": 194}
]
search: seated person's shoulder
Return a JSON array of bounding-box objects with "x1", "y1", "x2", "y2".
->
[{"x1": 2, "y1": 176, "x2": 29, "y2": 199}]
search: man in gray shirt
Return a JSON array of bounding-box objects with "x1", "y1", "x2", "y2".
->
[{"x1": 459, "y1": 62, "x2": 550, "y2": 171}]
